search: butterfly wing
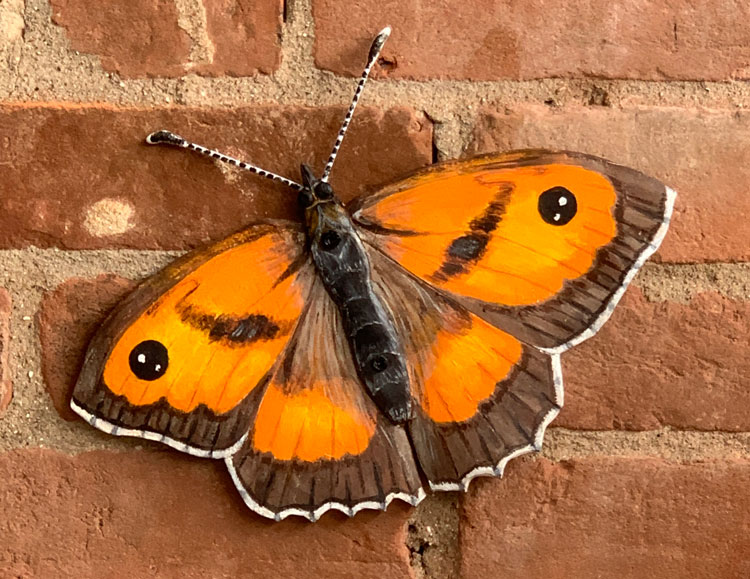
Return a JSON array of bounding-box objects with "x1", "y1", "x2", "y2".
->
[
  {"x1": 71, "y1": 221, "x2": 315, "y2": 458},
  {"x1": 369, "y1": 249, "x2": 561, "y2": 490},
  {"x1": 227, "y1": 278, "x2": 424, "y2": 521},
  {"x1": 353, "y1": 150, "x2": 673, "y2": 489},
  {"x1": 352, "y1": 150, "x2": 675, "y2": 352}
]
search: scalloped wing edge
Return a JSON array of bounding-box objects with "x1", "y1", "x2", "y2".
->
[
  {"x1": 225, "y1": 457, "x2": 426, "y2": 522},
  {"x1": 70, "y1": 399, "x2": 247, "y2": 459},
  {"x1": 427, "y1": 352, "x2": 563, "y2": 492}
]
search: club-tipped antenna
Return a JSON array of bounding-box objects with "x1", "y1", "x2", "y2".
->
[
  {"x1": 145, "y1": 130, "x2": 303, "y2": 191},
  {"x1": 320, "y1": 26, "x2": 391, "y2": 183}
]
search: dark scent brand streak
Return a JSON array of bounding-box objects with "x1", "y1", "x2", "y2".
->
[
  {"x1": 272, "y1": 249, "x2": 310, "y2": 288},
  {"x1": 209, "y1": 314, "x2": 280, "y2": 344},
  {"x1": 307, "y1": 202, "x2": 412, "y2": 424},
  {"x1": 177, "y1": 303, "x2": 283, "y2": 346},
  {"x1": 431, "y1": 182, "x2": 514, "y2": 282},
  {"x1": 357, "y1": 220, "x2": 424, "y2": 238}
]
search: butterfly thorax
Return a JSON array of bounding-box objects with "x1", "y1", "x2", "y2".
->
[{"x1": 299, "y1": 166, "x2": 412, "y2": 424}]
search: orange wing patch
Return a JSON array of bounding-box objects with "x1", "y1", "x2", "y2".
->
[
  {"x1": 249, "y1": 281, "x2": 379, "y2": 463},
  {"x1": 368, "y1": 248, "x2": 524, "y2": 424},
  {"x1": 252, "y1": 381, "x2": 376, "y2": 462},
  {"x1": 418, "y1": 313, "x2": 523, "y2": 423},
  {"x1": 101, "y1": 230, "x2": 312, "y2": 415},
  {"x1": 356, "y1": 160, "x2": 617, "y2": 306}
]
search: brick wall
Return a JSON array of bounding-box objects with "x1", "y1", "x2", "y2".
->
[{"x1": 1, "y1": 1, "x2": 749, "y2": 577}]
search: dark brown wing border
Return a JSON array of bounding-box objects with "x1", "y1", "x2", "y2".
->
[
  {"x1": 465, "y1": 153, "x2": 676, "y2": 354},
  {"x1": 422, "y1": 350, "x2": 563, "y2": 492}
]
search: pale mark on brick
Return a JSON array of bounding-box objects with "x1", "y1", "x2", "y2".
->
[
  {"x1": 0, "y1": 0, "x2": 25, "y2": 48},
  {"x1": 211, "y1": 145, "x2": 252, "y2": 187},
  {"x1": 175, "y1": 0, "x2": 215, "y2": 69},
  {"x1": 83, "y1": 198, "x2": 135, "y2": 238}
]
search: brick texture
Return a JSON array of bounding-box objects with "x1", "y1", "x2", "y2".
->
[
  {"x1": 50, "y1": 0, "x2": 191, "y2": 78},
  {"x1": 461, "y1": 458, "x2": 750, "y2": 579},
  {"x1": 313, "y1": 0, "x2": 750, "y2": 80},
  {"x1": 39, "y1": 276, "x2": 136, "y2": 422},
  {"x1": 0, "y1": 105, "x2": 432, "y2": 249},
  {"x1": 559, "y1": 289, "x2": 750, "y2": 431},
  {"x1": 0, "y1": 288, "x2": 10, "y2": 413},
  {"x1": 0, "y1": 448, "x2": 413, "y2": 578},
  {"x1": 469, "y1": 105, "x2": 750, "y2": 262},
  {"x1": 2, "y1": 2, "x2": 749, "y2": 573},
  {"x1": 50, "y1": 0, "x2": 282, "y2": 78},
  {"x1": 196, "y1": 0, "x2": 282, "y2": 76}
]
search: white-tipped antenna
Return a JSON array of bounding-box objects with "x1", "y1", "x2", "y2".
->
[
  {"x1": 145, "y1": 130, "x2": 303, "y2": 191},
  {"x1": 320, "y1": 26, "x2": 392, "y2": 183}
]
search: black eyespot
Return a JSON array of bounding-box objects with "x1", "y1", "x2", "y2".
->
[
  {"x1": 538, "y1": 186, "x2": 577, "y2": 225},
  {"x1": 370, "y1": 355, "x2": 388, "y2": 373},
  {"x1": 320, "y1": 230, "x2": 341, "y2": 251},
  {"x1": 129, "y1": 340, "x2": 169, "y2": 381}
]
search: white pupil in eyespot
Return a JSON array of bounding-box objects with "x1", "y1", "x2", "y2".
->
[
  {"x1": 137, "y1": 353, "x2": 146, "y2": 364},
  {"x1": 553, "y1": 214, "x2": 561, "y2": 221},
  {"x1": 558, "y1": 196, "x2": 567, "y2": 206}
]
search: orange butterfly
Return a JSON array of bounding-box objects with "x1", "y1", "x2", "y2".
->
[{"x1": 71, "y1": 28, "x2": 675, "y2": 521}]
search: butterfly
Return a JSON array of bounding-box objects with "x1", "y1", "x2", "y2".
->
[{"x1": 70, "y1": 27, "x2": 675, "y2": 522}]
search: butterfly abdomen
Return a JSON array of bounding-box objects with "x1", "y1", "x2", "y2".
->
[{"x1": 308, "y1": 202, "x2": 412, "y2": 424}]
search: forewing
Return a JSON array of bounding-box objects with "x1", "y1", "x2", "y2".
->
[
  {"x1": 71, "y1": 221, "x2": 314, "y2": 458},
  {"x1": 353, "y1": 150, "x2": 675, "y2": 351},
  {"x1": 370, "y1": 250, "x2": 562, "y2": 490},
  {"x1": 227, "y1": 280, "x2": 424, "y2": 522}
]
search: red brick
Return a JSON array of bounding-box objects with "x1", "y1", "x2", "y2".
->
[
  {"x1": 461, "y1": 458, "x2": 750, "y2": 579},
  {"x1": 469, "y1": 106, "x2": 750, "y2": 262},
  {"x1": 0, "y1": 288, "x2": 10, "y2": 414},
  {"x1": 50, "y1": 0, "x2": 191, "y2": 78},
  {"x1": 196, "y1": 0, "x2": 282, "y2": 76},
  {"x1": 558, "y1": 289, "x2": 750, "y2": 431},
  {"x1": 50, "y1": 0, "x2": 283, "y2": 78},
  {"x1": 0, "y1": 104, "x2": 432, "y2": 250},
  {"x1": 313, "y1": 0, "x2": 750, "y2": 81},
  {"x1": 0, "y1": 448, "x2": 413, "y2": 578},
  {"x1": 39, "y1": 276, "x2": 135, "y2": 421}
]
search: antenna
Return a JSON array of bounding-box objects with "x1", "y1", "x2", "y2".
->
[
  {"x1": 145, "y1": 27, "x2": 392, "y2": 190},
  {"x1": 320, "y1": 26, "x2": 391, "y2": 183},
  {"x1": 145, "y1": 130, "x2": 303, "y2": 191}
]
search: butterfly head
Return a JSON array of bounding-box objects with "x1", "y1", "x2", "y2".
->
[
  {"x1": 298, "y1": 164, "x2": 337, "y2": 208},
  {"x1": 298, "y1": 164, "x2": 345, "y2": 235}
]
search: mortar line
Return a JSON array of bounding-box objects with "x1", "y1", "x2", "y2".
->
[
  {"x1": 278, "y1": 0, "x2": 316, "y2": 72},
  {"x1": 0, "y1": 248, "x2": 747, "y2": 299},
  {"x1": 543, "y1": 428, "x2": 750, "y2": 462}
]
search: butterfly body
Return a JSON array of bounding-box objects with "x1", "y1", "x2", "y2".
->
[{"x1": 300, "y1": 166, "x2": 412, "y2": 424}]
